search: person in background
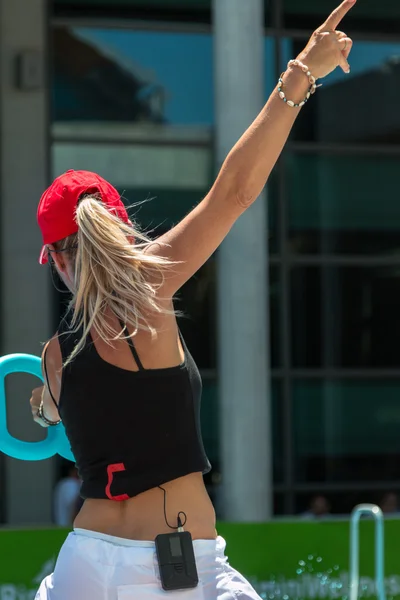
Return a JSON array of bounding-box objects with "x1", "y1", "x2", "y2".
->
[
  {"x1": 53, "y1": 462, "x2": 81, "y2": 527},
  {"x1": 301, "y1": 495, "x2": 332, "y2": 519},
  {"x1": 379, "y1": 492, "x2": 400, "y2": 515}
]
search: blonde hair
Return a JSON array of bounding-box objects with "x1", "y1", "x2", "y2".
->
[{"x1": 53, "y1": 194, "x2": 175, "y2": 365}]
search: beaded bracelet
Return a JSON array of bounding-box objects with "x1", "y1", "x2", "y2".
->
[
  {"x1": 277, "y1": 74, "x2": 311, "y2": 108},
  {"x1": 288, "y1": 59, "x2": 319, "y2": 95},
  {"x1": 277, "y1": 58, "x2": 321, "y2": 108},
  {"x1": 37, "y1": 400, "x2": 62, "y2": 426}
]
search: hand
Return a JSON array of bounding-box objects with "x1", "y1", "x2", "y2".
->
[
  {"x1": 30, "y1": 386, "x2": 49, "y2": 428},
  {"x1": 297, "y1": 0, "x2": 356, "y2": 80}
]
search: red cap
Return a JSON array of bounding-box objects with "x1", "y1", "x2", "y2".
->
[{"x1": 37, "y1": 170, "x2": 130, "y2": 264}]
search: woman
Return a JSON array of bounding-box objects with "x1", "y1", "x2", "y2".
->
[{"x1": 32, "y1": 2, "x2": 355, "y2": 598}]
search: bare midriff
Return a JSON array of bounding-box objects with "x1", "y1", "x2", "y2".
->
[{"x1": 74, "y1": 472, "x2": 217, "y2": 541}]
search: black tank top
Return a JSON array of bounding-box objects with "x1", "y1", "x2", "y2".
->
[{"x1": 52, "y1": 316, "x2": 211, "y2": 500}]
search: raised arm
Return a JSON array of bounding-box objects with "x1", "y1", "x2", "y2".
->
[{"x1": 150, "y1": 0, "x2": 356, "y2": 296}]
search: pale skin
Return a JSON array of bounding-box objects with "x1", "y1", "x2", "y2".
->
[{"x1": 30, "y1": 0, "x2": 356, "y2": 540}]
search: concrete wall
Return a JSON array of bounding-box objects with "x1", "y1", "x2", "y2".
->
[{"x1": 0, "y1": 0, "x2": 54, "y2": 524}]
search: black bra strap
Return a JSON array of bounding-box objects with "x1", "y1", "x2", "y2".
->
[
  {"x1": 43, "y1": 344, "x2": 60, "y2": 411},
  {"x1": 118, "y1": 320, "x2": 144, "y2": 371}
]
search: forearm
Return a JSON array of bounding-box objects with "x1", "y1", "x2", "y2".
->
[{"x1": 215, "y1": 65, "x2": 311, "y2": 208}]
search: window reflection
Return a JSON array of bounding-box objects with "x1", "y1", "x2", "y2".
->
[
  {"x1": 291, "y1": 265, "x2": 400, "y2": 368},
  {"x1": 268, "y1": 165, "x2": 279, "y2": 255},
  {"x1": 53, "y1": 28, "x2": 276, "y2": 126},
  {"x1": 281, "y1": 39, "x2": 400, "y2": 144},
  {"x1": 286, "y1": 153, "x2": 400, "y2": 255},
  {"x1": 283, "y1": 0, "x2": 400, "y2": 34},
  {"x1": 177, "y1": 259, "x2": 217, "y2": 370},
  {"x1": 269, "y1": 266, "x2": 281, "y2": 368},
  {"x1": 52, "y1": 141, "x2": 211, "y2": 201},
  {"x1": 293, "y1": 380, "x2": 400, "y2": 483},
  {"x1": 200, "y1": 380, "x2": 283, "y2": 485},
  {"x1": 52, "y1": 27, "x2": 214, "y2": 125},
  {"x1": 271, "y1": 380, "x2": 284, "y2": 483},
  {"x1": 200, "y1": 378, "x2": 282, "y2": 516},
  {"x1": 295, "y1": 490, "x2": 400, "y2": 517},
  {"x1": 53, "y1": 0, "x2": 273, "y2": 26},
  {"x1": 176, "y1": 264, "x2": 281, "y2": 371}
]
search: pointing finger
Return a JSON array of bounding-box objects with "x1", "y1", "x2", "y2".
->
[{"x1": 323, "y1": 0, "x2": 356, "y2": 31}]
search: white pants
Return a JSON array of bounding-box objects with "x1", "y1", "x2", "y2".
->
[{"x1": 35, "y1": 528, "x2": 262, "y2": 600}]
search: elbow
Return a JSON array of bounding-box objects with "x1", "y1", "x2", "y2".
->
[
  {"x1": 227, "y1": 161, "x2": 264, "y2": 209},
  {"x1": 235, "y1": 187, "x2": 257, "y2": 209},
  {"x1": 216, "y1": 156, "x2": 265, "y2": 210},
  {"x1": 233, "y1": 174, "x2": 263, "y2": 209}
]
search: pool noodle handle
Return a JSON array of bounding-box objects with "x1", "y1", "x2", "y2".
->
[{"x1": 0, "y1": 354, "x2": 74, "y2": 461}]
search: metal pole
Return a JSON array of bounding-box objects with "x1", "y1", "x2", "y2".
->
[
  {"x1": 213, "y1": 0, "x2": 272, "y2": 521},
  {"x1": 349, "y1": 504, "x2": 386, "y2": 600}
]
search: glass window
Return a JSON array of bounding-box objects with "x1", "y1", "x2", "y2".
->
[
  {"x1": 52, "y1": 139, "x2": 212, "y2": 223},
  {"x1": 54, "y1": 0, "x2": 209, "y2": 5},
  {"x1": 272, "y1": 380, "x2": 284, "y2": 483},
  {"x1": 177, "y1": 264, "x2": 281, "y2": 371},
  {"x1": 291, "y1": 265, "x2": 400, "y2": 369},
  {"x1": 283, "y1": 1, "x2": 400, "y2": 35},
  {"x1": 53, "y1": 28, "x2": 276, "y2": 125},
  {"x1": 293, "y1": 380, "x2": 400, "y2": 483},
  {"x1": 54, "y1": 0, "x2": 210, "y2": 7},
  {"x1": 270, "y1": 266, "x2": 281, "y2": 368},
  {"x1": 53, "y1": 1, "x2": 272, "y2": 26},
  {"x1": 268, "y1": 164, "x2": 279, "y2": 255},
  {"x1": 264, "y1": 37, "x2": 277, "y2": 100},
  {"x1": 200, "y1": 380, "x2": 283, "y2": 486},
  {"x1": 280, "y1": 39, "x2": 400, "y2": 143},
  {"x1": 177, "y1": 260, "x2": 216, "y2": 370},
  {"x1": 52, "y1": 27, "x2": 214, "y2": 125},
  {"x1": 273, "y1": 493, "x2": 285, "y2": 516},
  {"x1": 295, "y1": 490, "x2": 400, "y2": 517},
  {"x1": 286, "y1": 153, "x2": 400, "y2": 255},
  {"x1": 295, "y1": 492, "x2": 334, "y2": 517}
]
